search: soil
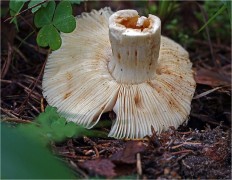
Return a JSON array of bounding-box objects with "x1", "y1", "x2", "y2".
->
[{"x1": 1, "y1": 1, "x2": 231, "y2": 179}]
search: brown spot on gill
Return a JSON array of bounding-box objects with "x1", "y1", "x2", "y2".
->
[
  {"x1": 152, "y1": 81, "x2": 185, "y2": 114},
  {"x1": 117, "y1": 53, "x2": 121, "y2": 60},
  {"x1": 148, "y1": 81, "x2": 162, "y2": 94},
  {"x1": 66, "y1": 72, "x2": 73, "y2": 80},
  {"x1": 134, "y1": 90, "x2": 141, "y2": 107},
  {"x1": 165, "y1": 94, "x2": 183, "y2": 113},
  {"x1": 135, "y1": 50, "x2": 138, "y2": 66},
  {"x1": 64, "y1": 92, "x2": 72, "y2": 100}
]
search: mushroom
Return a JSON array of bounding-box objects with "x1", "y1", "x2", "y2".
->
[{"x1": 42, "y1": 7, "x2": 196, "y2": 139}]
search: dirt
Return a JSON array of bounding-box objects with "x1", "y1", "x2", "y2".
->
[{"x1": 1, "y1": 1, "x2": 231, "y2": 179}]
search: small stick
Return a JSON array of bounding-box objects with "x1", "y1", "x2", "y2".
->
[
  {"x1": 12, "y1": 46, "x2": 29, "y2": 63},
  {"x1": 171, "y1": 142, "x2": 202, "y2": 149},
  {"x1": 1, "y1": 43, "x2": 12, "y2": 79},
  {"x1": 1, "y1": 107, "x2": 18, "y2": 119},
  {"x1": 4, "y1": 0, "x2": 48, "y2": 23},
  {"x1": 28, "y1": 101, "x2": 40, "y2": 114},
  {"x1": 93, "y1": 146, "x2": 100, "y2": 159},
  {"x1": 136, "y1": 153, "x2": 142, "y2": 176},
  {"x1": 1, "y1": 117, "x2": 32, "y2": 124},
  {"x1": 17, "y1": 50, "x2": 50, "y2": 115},
  {"x1": 170, "y1": 149, "x2": 194, "y2": 155},
  {"x1": 41, "y1": 98, "x2": 45, "y2": 112}
]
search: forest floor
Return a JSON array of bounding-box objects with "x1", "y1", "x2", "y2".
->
[{"x1": 1, "y1": 1, "x2": 231, "y2": 179}]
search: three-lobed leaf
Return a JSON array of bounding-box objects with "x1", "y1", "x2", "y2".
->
[
  {"x1": 9, "y1": 0, "x2": 26, "y2": 30},
  {"x1": 34, "y1": 1, "x2": 55, "y2": 28},
  {"x1": 34, "y1": 0, "x2": 76, "y2": 50},
  {"x1": 28, "y1": 0, "x2": 48, "y2": 13},
  {"x1": 36, "y1": 24, "x2": 61, "y2": 50},
  {"x1": 53, "y1": 1, "x2": 76, "y2": 33},
  {"x1": 9, "y1": 0, "x2": 26, "y2": 17},
  {"x1": 19, "y1": 106, "x2": 108, "y2": 143}
]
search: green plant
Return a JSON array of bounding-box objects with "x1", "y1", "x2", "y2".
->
[
  {"x1": 146, "y1": 0, "x2": 179, "y2": 21},
  {"x1": 197, "y1": 1, "x2": 231, "y2": 33},
  {"x1": 1, "y1": 123, "x2": 77, "y2": 179},
  {"x1": 18, "y1": 106, "x2": 108, "y2": 144},
  {"x1": 34, "y1": 1, "x2": 76, "y2": 50},
  {"x1": 8, "y1": 0, "x2": 82, "y2": 50},
  {"x1": 193, "y1": 0, "x2": 230, "y2": 45}
]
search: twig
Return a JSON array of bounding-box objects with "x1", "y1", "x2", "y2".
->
[
  {"x1": 16, "y1": 36, "x2": 48, "y2": 55},
  {"x1": 170, "y1": 149, "x2": 194, "y2": 155},
  {"x1": 41, "y1": 98, "x2": 45, "y2": 112},
  {"x1": 4, "y1": 0, "x2": 48, "y2": 23},
  {"x1": 1, "y1": 43, "x2": 13, "y2": 79},
  {"x1": 0, "y1": 79, "x2": 12, "y2": 83},
  {"x1": 1, "y1": 117, "x2": 32, "y2": 124},
  {"x1": 93, "y1": 146, "x2": 100, "y2": 159},
  {"x1": 28, "y1": 101, "x2": 40, "y2": 114},
  {"x1": 182, "y1": 159, "x2": 191, "y2": 169},
  {"x1": 193, "y1": 87, "x2": 222, "y2": 99},
  {"x1": 17, "y1": 82, "x2": 42, "y2": 102},
  {"x1": 13, "y1": 46, "x2": 29, "y2": 63},
  {"x1": 197, "y1": 4, "x2": 216, "y2": 67},
  {"x1": 136, "y1": 153, "x2": 142, "y2": 176},
  {"x1": 171, "y1": 142, "x2": 202, "y2": 150},
  {"x1": 191, "y1": 113, "x2": 229, "y2": 129},
  {"x1": 1, "y1": 107, "x2": 18, "y2": 119},
  {"x1": 17, "y1": 50, "x2": 50, "y2": 115}
]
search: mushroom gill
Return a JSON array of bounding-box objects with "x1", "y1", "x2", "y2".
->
[{"x1": 42, "y1": 7, "x2": 196, "y2": 139}]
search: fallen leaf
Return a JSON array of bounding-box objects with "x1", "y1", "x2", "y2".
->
[
  {"x1": 110, "y1": 141, "x2": 146, "y2": 164},
  {"x1": 79, "y1": 159, "x2": 116, "y2": 178},
  {"x1": 194, "y1": 68, "x2": 231, "y2": 87}
]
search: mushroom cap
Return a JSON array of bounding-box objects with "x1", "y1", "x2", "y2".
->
[{"x1": 42, "y1": 7, "x2": 196, "y2": 139}]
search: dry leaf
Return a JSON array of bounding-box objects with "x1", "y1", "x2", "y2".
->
[
  {"x1": 110, "y1": 141, "x2": 146, "y2": 164},
  {"x1": 80, "y1": 159, "x2": 116, "y2": 178}
]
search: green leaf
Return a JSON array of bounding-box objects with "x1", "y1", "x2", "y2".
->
[
  {"x1": 222, "y1": 0, "x2": 231, "y2": 23},
  {"x1": 1, "y1": 123, "x2": 76, "y2": 179},
  {"x1": 197, "y1": 4, "x2": 227, "y2": 33},
  {"x1": 34, "y1": 0, "x2": 55, "y2": 28},
  {"x1": 36, "y1": 24, "x2": 62, "y2": 50},
  {"x1": 9, "y1": 0, "x2": 26, "y2": 16},
  {"x1": 37, "y1": 105, "x2": 60, "y2": 125},
  {"x1": 53, "y1": 1, "x2": 76, "y2": 33},
  {"x1": 28, "y1": 0, "x2": 47, "y2": 13},
  {"x1": 9, "y1": 0, "x2": 26, "y2": 30},
  {"x1": 18, "y1": 106, "x2": 108, "y2": 144}
]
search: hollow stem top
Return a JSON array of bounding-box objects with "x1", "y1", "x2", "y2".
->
[{"x1": 108, "y1": 10, "x2": 161, "y2": 84}]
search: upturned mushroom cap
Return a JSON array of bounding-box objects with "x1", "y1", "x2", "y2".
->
[{"x1": 42, "y1": 8, "x2": 196, "y2": 139}]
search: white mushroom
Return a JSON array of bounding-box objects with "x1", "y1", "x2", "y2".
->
[{"x1": 42, "y1": 8, "x2": 196, "y2": 139}]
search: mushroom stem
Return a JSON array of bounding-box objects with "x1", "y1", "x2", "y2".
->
[{"x1": 108, "y1": 10, "x2": 161, "y2": 84}]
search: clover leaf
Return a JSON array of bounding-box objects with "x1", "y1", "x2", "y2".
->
[
  {"x1": 37, "y1": 24, "x2": 62, "y2": 50},
  {"x1": 18, "y1": 106, "x2": 108, "y2": 143},
  {"x1": 34, "y1": 1, "x2": 55, "y2": 27},
  {"x1": 53, "y1": 1, "x2": 76, "y2": 33},
  {"x1": 9, "y1": 0, "x2": 26, "y2": 30},
  {"x1": 28, "y1": 0, "x2": 48, "y2": 13},
  {"x1": 34, "y1": 0, "x2": 76, "y2": 50}
]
